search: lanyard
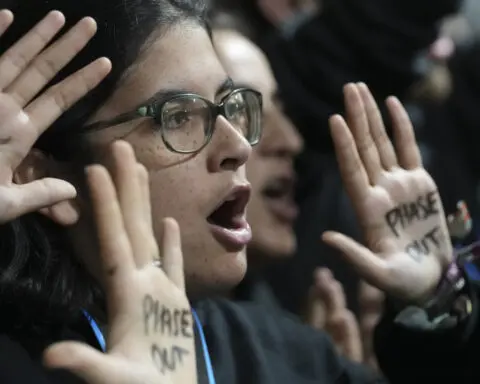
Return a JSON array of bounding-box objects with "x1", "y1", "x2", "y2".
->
[
  {"x1": 83, "y1": 309, "x2": 216, "y2": 384},
  {"x1": 82, "y1": 310, "x2": 106, "y2": 352},
  {"x1": 192, "y1": 309, "x2": 216, "y2": 384}
]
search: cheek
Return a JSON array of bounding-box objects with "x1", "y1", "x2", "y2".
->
[
  {"x1": 127, "y1": 134, "x2": 203, "y2": 225},
  {"x1": 148, "y1": 167, "x2": 199, "y2": 228}
]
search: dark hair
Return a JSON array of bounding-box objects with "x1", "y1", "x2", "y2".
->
[{"x1": 0, "y1": 0, "x2": 208, "y2": 331}]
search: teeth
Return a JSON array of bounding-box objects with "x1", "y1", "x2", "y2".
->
[{"x1": 225, "y1": 195, "x2": 236, "y2": 202}]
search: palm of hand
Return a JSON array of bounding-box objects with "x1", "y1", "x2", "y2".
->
[
  {"x1": 0, "y1": 93, "x2": 52, "y2": 222},
  {"x1": 325, "y1": 83, "x2": 453, "y2": 303},
  {"x1": 360, "y1": 168, "x2": 451, "y2": 301},
  {"x1": 0, "y1": 11, "x2": 110, "y2": 223}
]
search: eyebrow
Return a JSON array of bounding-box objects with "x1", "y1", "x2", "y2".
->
[
  {"x1": 217, "y1": 77, "x2": 235, "y2": 96},
  {"x1": 145, "y1": 77, "x2": 235, "y2": 104}
]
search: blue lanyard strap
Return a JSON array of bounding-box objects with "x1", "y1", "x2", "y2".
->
[
  {"x1": 83, "y1": 309, "x2": 216, "y2": 384},
  {"x1": 82, "y1": 310, "x2": 106, "y2": 352},
  {"x1": 192, "y1": 309, "x2": 216, "y2": 384}
]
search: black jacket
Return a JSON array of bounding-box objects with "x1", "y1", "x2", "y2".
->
[{"x1": 1, "y1": 290, "x2": 480, "y2": 384}]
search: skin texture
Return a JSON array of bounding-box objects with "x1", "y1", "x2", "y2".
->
[
  {"x1": 32, "y1": 23, "x2": 253, "y2": 299},
  {"x1": 214, "y1": 30, "x2": 303, "y2": 260}
]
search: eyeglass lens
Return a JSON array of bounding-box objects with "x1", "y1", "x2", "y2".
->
[{"x1": 159, "y1": 90, "x2": 261, "y2": 153}]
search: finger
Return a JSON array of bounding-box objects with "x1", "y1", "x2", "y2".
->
[
  {"x1": 0, "y1": 178, "x2": 76, "y2": 223},
  {"x1": 0, "y1": 11, "x2": 65, "y2": 90},
  {"x1": 111, "y1": 141, "x2": 153, "y2": 267},
  {"x1": 86, "y1": 164, "x2": 135, "y2": 286},
  {"x1": 7, "y1": 17, "x2": 97, "y2": 107},
  {"x1": 322, "y1": 231, "x2": 387, "y2": 289},
  {"x1": 386, "y1": 96, "x2": 423, "y2": 170},
  {"x1": 344, "y1": 83, "x2": 382, "y2": 183},
  {"x1": 0, "y1": 10, "x2": 14, "y2": 38},
  {"x1": 358, "y1": 281, "x2": 384, "y2": 314},
  {"x1": 161, "y1": 218, "x2": 185, "y2": 291},
  {"x1": 329, "y1": 311, "x2": 363, "y2": 363},
  {"x1": 305, "y1": 284, "x2": 327, "y2": 329},
  {"x1": 329, "y1": 114, "x2": 370, "y2": 204},
  {"x1": 360, "y1": 313, "x2": 381, "y2": 336},
  {"x1": 137, "y1": 163, "x2": 152, "y2": 231},
  {"x1": 43, "y1": 342, "x2": 115, "y2": 384},
  {"x1": 315, "y1": 270, "x2": 347, "y2": 314},
  {"x1": 357, "y1": 83, "x2": 397, "y2": 170},
  {"x1": 25, "y1": 57, "x2": 111, "y2": 138}
]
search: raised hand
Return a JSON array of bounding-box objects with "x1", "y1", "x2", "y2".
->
[
  {"x1": 43, "y1": 141, "x2": 197, "y2": 384},
  {"x1": 306, "y1": 268, "x2": 363, "y2": 363},
  {"x1": 323, "y1": 83, "x2": 452, "y2": 304},
  {"x1": 0, "y1": 10, "x2": 110, "y2": 223}
]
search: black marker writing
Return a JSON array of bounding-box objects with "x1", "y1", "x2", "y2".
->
[
  {"x1": 143, "y1": 295, "x2": 192, "y2": 338},
  {"x1": 404, "y1": 225, "x2": 442, "y2": 262},
  {"x1": 385, "y1": 191, "x2": 438, "y2": 237},
  {"x1": 151, "y1": 344, "x2": 189, "y2": 374}
]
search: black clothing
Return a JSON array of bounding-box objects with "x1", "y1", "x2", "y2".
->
[
  {"x1": 0, "y1": 313, "x2": 100, "y2": 383},
  {"x1": 195, "y1": 299, "x2": 380, "y2": 384},
  {"x1": 2, "y1": 290, "x2": 480, "y2": 383}
]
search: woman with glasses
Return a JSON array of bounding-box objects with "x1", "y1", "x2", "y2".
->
[{"x1": 0, "y1": 1, "x2": 261, "y2": 383}]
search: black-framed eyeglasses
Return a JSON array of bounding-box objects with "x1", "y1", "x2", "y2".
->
[{"x1": 81, "y1": 88, "x2": 263, "y2": 154}]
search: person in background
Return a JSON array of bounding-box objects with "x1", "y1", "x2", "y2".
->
[
  {"x1": 213, "y1": 25, "x2": 378, "y2": 368},
  {"x1": 211, "y1": 9, "x2": 385, "y2": 370},
  {"x1": 212, "y1": 0, "x2": 464, "y2": 321},
  {"x1": 213, "y1": 27, "x2": 302, "y2": 308}
]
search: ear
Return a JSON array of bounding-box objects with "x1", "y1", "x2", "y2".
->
[{"x1": 13, "y1": 150, "x2": 81, "y2": 226}]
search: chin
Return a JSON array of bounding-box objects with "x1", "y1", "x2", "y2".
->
[
  {"x1": 249, "y1": 232, "x2": 297, "y2": 261},
  {"x1": 185, "y1": 248, "x2": 247, "y2": 300}
]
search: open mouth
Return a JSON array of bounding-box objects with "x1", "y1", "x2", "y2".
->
[
  {"x1": 262, "y1": 176, "x2": 298, "y2": 222},
  {"x1": 207, "y1": 185, "x2": 252, "y2": 251}
]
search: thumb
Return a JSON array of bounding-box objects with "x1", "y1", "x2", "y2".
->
[
  {"x1": 9, "y1": 178, "x2": 77, "y2": 220},
  {"x1": 321, "y1": 231, "x2": 387, "y2": 289},
  {"x1": 43, "y1": 341, "x2": 114, "y2": 384}
]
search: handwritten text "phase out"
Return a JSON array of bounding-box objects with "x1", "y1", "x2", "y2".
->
[
  {"x1": 143, "y1": 295, "x2": 193, "y2": 338},
  {"x1": 385, "y1": 191, "x2": 439, "y2": 237}
]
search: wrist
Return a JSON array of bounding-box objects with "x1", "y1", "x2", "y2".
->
[{"x1": 394, "y1": 243, "x2": 480, "y2": 329}]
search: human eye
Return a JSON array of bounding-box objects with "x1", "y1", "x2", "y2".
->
[
  {"x1": 165, "y1": 109, "x2": 192, "y2": 130},
  {"x1": 226, "y1": 94, "x2": 247, "y2": 119}
]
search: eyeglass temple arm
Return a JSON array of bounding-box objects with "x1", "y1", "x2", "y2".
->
[{"x1": 80, "y1": 110, "x2": 145, "y2": 133}]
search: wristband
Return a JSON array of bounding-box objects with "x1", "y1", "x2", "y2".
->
[{"x1": 424, "y1": 241, "x2": 480, "y2": 323}]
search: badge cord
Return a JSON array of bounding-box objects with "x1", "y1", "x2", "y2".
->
[
  {"x1": 83, "y1": 309, "x2": 217, "y2": 384},
  {"x1": 192, "y1": 308, "x2": 217, "y2": 384}
]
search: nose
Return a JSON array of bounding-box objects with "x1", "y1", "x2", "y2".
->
[
  {"x1": 266, "y1": 113, "x2": 304, "y2": 159},
  {"x1": 207, "y1": 116, "x2": 252, "y2": 172}
]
